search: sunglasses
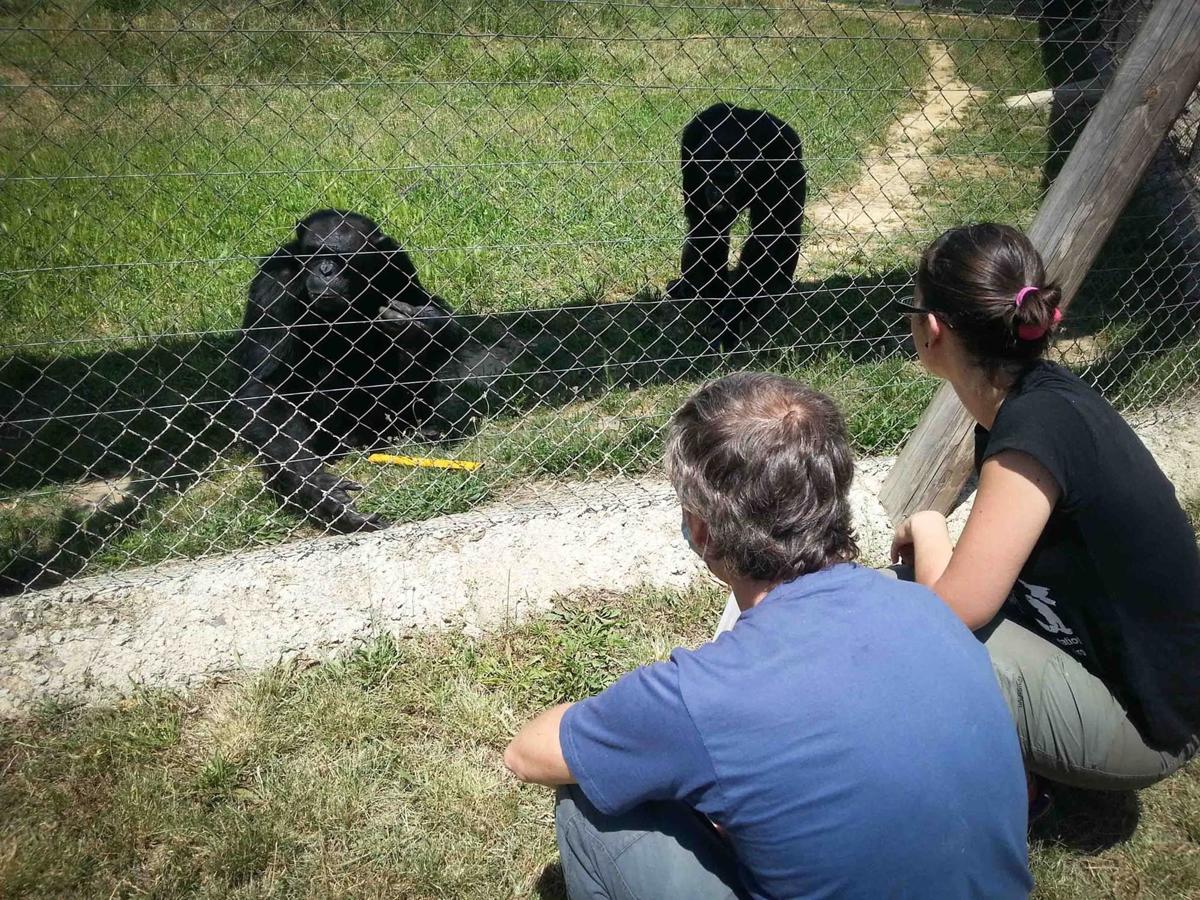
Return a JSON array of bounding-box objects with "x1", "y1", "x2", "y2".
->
[{"x1": 891, "y1": 298, "x2": 956, "y2": 328}]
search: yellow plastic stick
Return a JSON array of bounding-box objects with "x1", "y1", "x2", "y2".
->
[{"x1": 368, "y1": 453, "x2": 481, "y2": 472}]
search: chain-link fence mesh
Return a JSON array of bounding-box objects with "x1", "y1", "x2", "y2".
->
[{"x1": 2, "y1": 0, "x2": 1197, "y2": 594}]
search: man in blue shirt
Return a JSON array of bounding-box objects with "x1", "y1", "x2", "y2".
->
[{"x1": 504, "y1": 373, "x2": 1032, "y2": 899}]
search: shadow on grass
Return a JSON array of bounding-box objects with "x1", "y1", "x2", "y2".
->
[
  {"x1": 1035, "y1": 0, "x2": 1200, "y2": 405},
  {"x1": 1082, "y1": 304, "x2": 1200, "y2": 405},
  {"x1": 0, "y1": 336, "x2": 237, "y2": 491},
  {"x1": 0, "y1": 263, "x2": 1116, "y2": 593},
  {"x1": 534, "y1": 862, "x2": 568, "y2": 900},
  {"x1": 490, "y1": 266, "x2": 919, "y2": 409},
  {"x1": 1, "y1": 336, "x2": 239, "y2": 592},
  {"x1": 1031, "y1": 787, "x2": 1141, "y2": 853},
  {"x1": 1069, "y1": 197, "x2": 1200, "y2": 407}
]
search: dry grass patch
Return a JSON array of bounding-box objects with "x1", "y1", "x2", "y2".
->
[
  {"x1": 0, "y1": 583, "x2": 718, "y2": 897},
  {"x1": 4, "y1": 573, "x2": 1200, "y2": 898}
]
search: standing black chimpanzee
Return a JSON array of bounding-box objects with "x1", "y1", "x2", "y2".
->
[
  {"x1": 667, "y1": 103, "x2": 806, "y2": 347},
  {"x1": 231, "y1": 209, "x2": 478, "y2": 532}
]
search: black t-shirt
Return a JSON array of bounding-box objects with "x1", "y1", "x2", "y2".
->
[{"x1": 975, "y1": 361, "x2": 1200, "y2": 752}]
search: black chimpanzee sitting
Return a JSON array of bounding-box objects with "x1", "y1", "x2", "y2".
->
[
  {"x1": 667, "y1": 103, "x2": 806, "y2": 347},
  {"x1": 231, "y1": 209, "x2": 478, "y2": 532}
]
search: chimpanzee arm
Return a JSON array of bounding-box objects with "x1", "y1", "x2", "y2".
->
[
  {"x1": 233, "y1": 252, "x2": 387, "y2": 532},
  {"x1": 369, "y1": 236, "x2": 473, "y2": 352},
  {"x1": 379, "y1": 288, "x2": 471, "y2": 354},
  {"x1": 235, "y1": 250, "x2": 300, "y2": 388}
]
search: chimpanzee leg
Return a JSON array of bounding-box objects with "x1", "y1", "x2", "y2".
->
[
  {"x1": 676, "y1": 195, "x2": 739, "y2": 300},
  {"x1": 233, "y1": 381, "x2": 388, "y2": 532},
  {"x1": 735, "y1": 192, "x2": 804, "y2": 302}
]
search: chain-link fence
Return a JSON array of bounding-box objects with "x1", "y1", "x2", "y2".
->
[{"x1": 2, "y1": 0, "x2": 1197, "y2": 594}]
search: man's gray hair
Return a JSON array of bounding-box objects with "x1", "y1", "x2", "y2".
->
[{"x1": 664, "y1": 372, "x2": 858, "y2": 582}]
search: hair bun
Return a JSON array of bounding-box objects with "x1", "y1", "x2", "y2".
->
[
  {"x1": 1036, "y1": 282, "x2": 1063, "y2": 309},
  {"x1": 1014, "y1": 282, "x2": 1063, "y2": 341}
]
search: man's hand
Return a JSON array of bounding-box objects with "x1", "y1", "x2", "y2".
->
[{"x1": 504, "y1": 703, "x2": 576, "y2": 786}]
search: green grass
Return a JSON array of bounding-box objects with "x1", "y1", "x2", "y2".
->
[
  {"x1": 0, "y1": 1, "x2": 935, "y2": 343},
  {"x1": 2, "y1": 579, "x2": 1198, "y2": 898},
  {"x1": 1, "y1": 0, "x2": 954, "y2": 585},
  {"x1": 933, "y1": 11, "x2": 1047, "y2": 93},
  {"x1": 2, "y1": 1, "x2": 1196, "y2": 589}
]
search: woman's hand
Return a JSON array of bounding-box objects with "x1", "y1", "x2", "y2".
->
[
  {"x1": 890, "y1": 510, "x2": 949, "y2": 567},
  {"x1": 890, "y1": 517, "x2": 916, "y2": 566}
]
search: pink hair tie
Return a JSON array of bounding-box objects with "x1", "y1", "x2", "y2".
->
[
  {"x1": 1014, "y1": 285, "x2": 1062, "y2": 340},
  {"x1": 1013, "y1": 285, "x2": 1038, "y2": 308}
]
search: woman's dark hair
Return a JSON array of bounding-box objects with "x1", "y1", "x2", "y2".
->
[
  {"x1": 916, "y1": 223, "x2": 1063, "y2": 373},
  {"x1": 664, "y1": 372, "x2": 858, "y2": 582}
]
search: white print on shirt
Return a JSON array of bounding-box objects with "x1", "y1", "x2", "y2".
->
[{"x1": 1018, "y1": 581, "x2": 1074, "y2": 636}]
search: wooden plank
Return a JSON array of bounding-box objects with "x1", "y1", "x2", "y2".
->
[
  {"x1": 877, "y1": 382, "x2": 976, "y2": 521},
  {"x1": 881, "y1": 0, "x2": 1200, "y2": 524}
]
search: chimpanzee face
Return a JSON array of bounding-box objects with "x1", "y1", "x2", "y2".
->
[{"x1": 295, "y1": 211, "x2": 396, "y2": 314}]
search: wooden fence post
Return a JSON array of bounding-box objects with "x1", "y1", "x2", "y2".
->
[{"x1": 880, "y1": 0, "x2": 1200, "y2": 524}]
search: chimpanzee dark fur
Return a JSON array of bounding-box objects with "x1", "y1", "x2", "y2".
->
[
  {"x1": 668, "y1": 103, "x2": 806, "y2": 347},
  {"x1": 231, "y1": 209, "x2": 482, "y2": 532}
]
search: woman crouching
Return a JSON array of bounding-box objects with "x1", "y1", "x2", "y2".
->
[{"x1": 891, "y1": 223, "x2": 1200, "y2": 801}]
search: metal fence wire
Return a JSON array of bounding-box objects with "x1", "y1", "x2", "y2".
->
[{"x1": 1, "y1": 0, "x2": 1197, "y2": 594}]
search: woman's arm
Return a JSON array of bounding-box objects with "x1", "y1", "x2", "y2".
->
[{"x1": 896, "y1": 449, "x2": 1059, "y2": 630}]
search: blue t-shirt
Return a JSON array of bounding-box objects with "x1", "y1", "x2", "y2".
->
[{"x1": 561, "y1": 564, "x2": 1032, "y2": 900}]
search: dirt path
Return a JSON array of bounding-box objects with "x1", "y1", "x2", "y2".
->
[
  {"x1": 807, "y1": 40, "x2": 984, "y2": 258},
  {"x1": 0, "y1": 65, "x2": 59, "y2": 131}
]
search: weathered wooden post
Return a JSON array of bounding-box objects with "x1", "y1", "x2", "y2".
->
[{"x1": 880, "y1": 0, "x2": 1200, "y2": 524}]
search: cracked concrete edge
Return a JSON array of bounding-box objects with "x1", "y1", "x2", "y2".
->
[{"x1": 0, "y1": 477, "x2": 710, "y2": 714}]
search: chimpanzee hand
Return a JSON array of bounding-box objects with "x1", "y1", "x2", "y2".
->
[
  {"x1": 665, "y1": 270, "x2": 731, "y2": 301},
  {"x1": 379, "y1": 295, "x2": 468, "y2": 353},
  {"x1": 379, "y1": 295, "x2": 457, "y2": 329},
  {"x1": 379, "y1": 297, "x2": 424, "y2": 331},
  {"x1": 311, "y1": 472, "x2": 391, "y2": 533}
]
